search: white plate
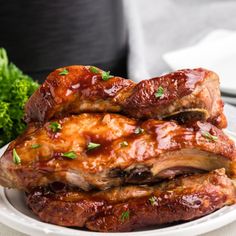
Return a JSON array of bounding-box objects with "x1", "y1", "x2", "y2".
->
[{"x1": 1, "y1": 133, "x2": 236, "y2": 236}]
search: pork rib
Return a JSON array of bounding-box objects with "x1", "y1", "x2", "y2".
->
[
  {"x1": 24, "y1": 66, "x2": 226, "y2": 128},
  {"x1": 26, "y1": 169, "x2": 236, "y2": 232},
  {"x1": 0, "y1": 113, "x2": 235, "y2": 191}
]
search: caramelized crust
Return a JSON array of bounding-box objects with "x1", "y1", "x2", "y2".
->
[
  {"x1": 24, "y1": 66, "x2": 226, "y2": 128},
  {"x1": 0, "y1": 65, "x2": 234, "y2": 232},
  {"x1": 26, "y1": 169, "x2": 236, "y2": 232},
  {"x1": 0, "y1": 113, "x2": 235, "y2": 191}
]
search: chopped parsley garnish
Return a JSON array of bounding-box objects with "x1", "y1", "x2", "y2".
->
[
  {"x1": 87, "y1": 142, "x2": 101, "y2": 150},
  {"x1": 63, "y1": 151, "x2": 77, "y2": 159},
  {"x1": 149, "y1": 196, "x2": 157, "y2": 206},
  {"x1": 89, "y1": 66, "x2": 99, "y2": 74},
  {"x1": 120, "y1": 141, "x2": 128, "y2": 147},
  {"x1": 101, "y1": 71, "x2": 113, "y2": 81},
  {"x1": 13, "y1": 149, "x2": 21, "y2": 165},
  {"x1": 155, "y1": 86, "x2": 164, "y2": 98},
  {"x1": 49, "y1": 122, "x2": 62, "y2": 133},
  {"x1": 31, "y1": 144, "x2": 41, "y2": 149},
  {"x1": 89, "y1": 66, "x2": 113, "y2": 80},
  {"x1": 59, "y1": 68, "x2": 69, "y2": 75},
  {"x1": 202, "y1": 131, "x2": 218, "y2": 142},
  {"x1": 120, "y1": 210, "x2": 130, "y2": 222},
  {"x1": 134, "y1": 127, "x2": 144, "y2": 134}
]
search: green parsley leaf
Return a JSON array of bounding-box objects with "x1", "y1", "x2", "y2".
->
[
  {"x1": 101, "y1": 71, "x2": 113, "y2": 81},
  {"x1": 0, "y1": 48, "x2": 39, "y2": 148},
  {"x1": 120, "y1": 141, "x2": 128, "y2": 147},
  {"x1": 134, "y1": 127, "x2": 144, "y2": 134},
  {"x1": 49, "y1": 122, "x2": 62, "y2": 133},
  {"x1": 63, "y1": 151, "x2": 77, "y2": 159},
  {"x1": 202, "y1": 131, "x2": 218, "y2": 142},
  {"x1": 59, "y1": 68, "x2": 69, "y2": 75},
  {"x1": 13, "y1": 148, "x2": 21, "y2": 165},
  {"x1": 31, "y1": 144, "x2": 41, "y2": 149},
  {"x1": 149, "y1": 196, "x2": 157, "y2": 206},
  {"x1": 155, "y1": 86, "x2": 164, "y2": 98},
  {"x1": 89, "y1": 66, "x2": 99, "y2": 74},
  {"x1": 87, "y1": 142, "x2": 101, "y2": 150},
  {"x1": 120, "y1": 210, "x2": 130, "y2": 222}
]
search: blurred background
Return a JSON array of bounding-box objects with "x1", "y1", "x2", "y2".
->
[
  {"x1": 1, "y1": 0, "x2": 236, "y2": 87},
  {"x1": 0, "y1": 0, "x2": 128, "y2": 82}
]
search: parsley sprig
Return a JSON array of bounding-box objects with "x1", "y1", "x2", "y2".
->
[
  {"x1": 89, "y1": 66, "x2": 113, "y2": 81},
  {"x1": 0, "y1": 48, "x2": 39, "y2": 148},
  {"x1": 63, "y1": 151, "x2": 77, "y2": 159},
  {"x1": 59, "y1": 68, "x2": 69, "y2": 75},
  {"x1": 155, "y1": 86, "x2": 164, "y2": 98},
  {"x1": 149, "y1": 196, "x2": 157, "y2": 206},
  {"x1": 120, "y1": 141, "x2": 128, "y2": 147},
  {"x1": 31, "y1": 144, "x2": 41, "y2": 149},
  {"x1": 101, "y1": 71, "x2": 113, "y2": 81},
  {"x1": 120, "y1": 210, "x2": 130, "y2": 222},
  {"x1": 49, "y1": 122, "x2": 62, "y2": 133},
  {"x1": 13, "y1": 148, "x2": 21, "y2": 165},
  {"x1": 87, "y1": 142, "x2": 101, "y2": 150},
  {"x1": 202, "y1": 131, "x2": 218, "y2": 142},
  {"x1": 134, "y1": 127, "x2": 144, "y2": 134},
  {"x1": 89, "y1": 66, "x2": 99, "y2": 74}
]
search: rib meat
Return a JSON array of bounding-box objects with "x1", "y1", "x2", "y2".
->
[
  {"x1": 0, "y1": 113, "x2": 235, "y2": 191},
  {"x1": 26, "y1": 169, "x2": 236, "y2": 232},
  {"x1": 24, "y1": 66, "x2": 226, "y2": 128}
]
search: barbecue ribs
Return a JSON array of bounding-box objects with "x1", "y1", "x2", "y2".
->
[
  {"x1": 1, "y1": 113, "x2": 235, "y2": 191},
  {"x1": 26, "y1": 169, "x2": 236, "y2": 232},
  {"x1": 24, "y1": 66, "x2": 226, "y2": 128},
  {"x1": 0, "y1": 65, "x2": 235, "y2": 233}
]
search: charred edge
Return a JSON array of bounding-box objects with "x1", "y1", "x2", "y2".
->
[
  {"x1": 164, "y1": 110, "x2": 208, "y2": 124},
  {"x1": 109, "y1": 166, "x2": 207, "y2": 184}
]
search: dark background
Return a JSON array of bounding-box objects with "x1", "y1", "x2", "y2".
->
[{"x1": 0, "y1": 0, "x2": 128, "y2": 82}]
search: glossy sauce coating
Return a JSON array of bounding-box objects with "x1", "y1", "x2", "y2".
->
[
  {"x1": 24, "y1": 66, "x2": 226, "y2": 128},
  {"x1": 26, "y1": 169, "x2": 236, "y2": 232},
  {"x1": 0, "y1": 113, "x2": 235, "y2": 191}
]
